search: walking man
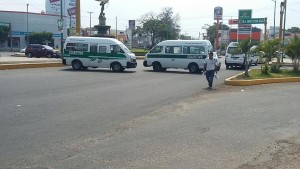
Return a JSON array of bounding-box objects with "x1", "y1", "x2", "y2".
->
[{"x1": 204, "y1": 51, "x2": 218, "y2": 89}]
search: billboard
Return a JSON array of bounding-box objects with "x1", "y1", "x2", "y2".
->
[
  {"x1": 214, "y1": 7, "x2": 223, "y2": 20},
  {"x1": 129, "y1": 20, "x2": 135, "y2": 30},
  {"x1": 45, "y1": 0, "x2": 76, "y2": 27}
]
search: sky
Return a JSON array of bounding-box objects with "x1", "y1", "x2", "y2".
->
[{"x1": 0, "y1": 0, "x2": 299, "y2": 38}]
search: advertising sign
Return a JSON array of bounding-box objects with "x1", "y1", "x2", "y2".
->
[
  {"x1": 214, "y1": 7, "x2": 223, "y2": 20},
  {"x1": 129, "y1": 20, "x2": 135, "y2": 30},
  {"x1": 45, "y1": 0, "x2": 76, "y2": 16},
  {"x1": 228, "y1": 19, "x2": 238, "y2": 25}
]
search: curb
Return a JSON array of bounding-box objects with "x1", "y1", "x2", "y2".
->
[
  {"x1": 225, "y1": 71, "x2": 300, "y2": 86},
  {"x1": 0, "y1": 62, "x2": 64, "y2": 70}
]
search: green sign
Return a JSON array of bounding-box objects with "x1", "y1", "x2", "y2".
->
[
  {"x1": 239, "y1": 10, "x2": 252, "y2": 20},
  {"x1": 240, "y1": 18, "x2": 265, "y2": 24}
]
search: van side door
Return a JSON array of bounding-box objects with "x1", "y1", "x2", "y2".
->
[{"x1": 164, "y1": 46, "x2": 182, "y2": 68}]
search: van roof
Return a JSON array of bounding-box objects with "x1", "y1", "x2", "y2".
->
[
  {"x1": 65, "y1": 36, "x2": 122, "y2": 45},
  {"x1": 156, "y1": 40, "x2": 211, "y2": 46}
]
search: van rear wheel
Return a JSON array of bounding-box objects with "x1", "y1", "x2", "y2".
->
[
  {"x1": 188, "y1": 63, "x2": 199, "y2": 73},
  {"x1": 72, "y1": 60, "x2": 83, "y2": 70}
]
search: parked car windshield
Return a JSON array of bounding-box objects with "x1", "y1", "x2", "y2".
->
[{"x1": 43, "y1": 45, "x2": 53, "y2": 50}]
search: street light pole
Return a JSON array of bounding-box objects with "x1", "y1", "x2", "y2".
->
[
  {"x1": 272, "y1": 0, "x2": 276, "y2": 38},
  {"x1": 60, "y1": 0, "x2": 63, "y2": 57},
  {"x1": 87, "y1": 12, "x2": 93, "y2": 35},
  {"x1": 26, "y1": 3, "x2": 29, "y2": 46}
]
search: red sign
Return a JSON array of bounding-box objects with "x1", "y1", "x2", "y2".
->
[{"x1": 229, "y1": 19, "x2": 238, "y2": 25}]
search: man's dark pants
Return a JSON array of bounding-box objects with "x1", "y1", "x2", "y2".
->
[{"x1": 205, "y1": 70, "x2": 215, "y2": 88}]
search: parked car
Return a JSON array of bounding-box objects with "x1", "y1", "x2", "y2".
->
[
  {"x1": 25, "y1": 44, "x2": 60, "y2": 58},
  {"x1": 20, "y1": 48, "x2": 26, "y2": 53},
  {"x1": 213, "y1": 52, "x2": 222, "y2": 71}
]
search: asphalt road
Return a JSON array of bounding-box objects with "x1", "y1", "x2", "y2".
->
[{"x1": 1, "y1": 60, "x2": 299, "y2": 168}]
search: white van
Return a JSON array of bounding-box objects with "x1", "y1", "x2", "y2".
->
[
  {"x1": 225, "y1": 42, "x2": 251, "y2": 69},
  {"x1": 62, "y1": 36, "x2": 137, "y2": 72},
  {"x1": 143, "y1": 40, "x2": 213, "y2": 73}
]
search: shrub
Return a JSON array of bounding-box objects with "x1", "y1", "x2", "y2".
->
[
  {"x1": 270, "y1": 63, "x2": 281, "y2": 73},
  {"x1": 261, "y1": 63, "x2": 269, "y2": 74}
]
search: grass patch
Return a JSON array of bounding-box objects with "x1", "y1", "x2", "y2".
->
[
  {"x1": 234, "y1": 69, "x2": 300, "y2": 80},
  {"x1": 130, "y1": 48, "x2": 149, "y2": 53}
]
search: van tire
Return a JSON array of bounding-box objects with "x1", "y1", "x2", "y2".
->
[
  {"x1": 72, "y1": 60, "x2": 83, "y2": 70},
  {"x1": 111, "y1": 62, "x2": 124, "y2": 72},
  {"x1": 152, "y1": 62, "x2": 162, "y2": 72},
  {"x1": 188, "y1": 63, "x2": 199, "y2": 73},
  {"x1": 226, "y1": 65, "x2": 229, "y2": 69}
]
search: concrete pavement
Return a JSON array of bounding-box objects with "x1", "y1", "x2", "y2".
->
[{"x1": 0, "y1": 51, "x2": 63, "y2": 70}]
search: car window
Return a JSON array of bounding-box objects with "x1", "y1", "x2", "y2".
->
[{"x1": 165, "y1": 46, "x2": 182, "y2": 54}]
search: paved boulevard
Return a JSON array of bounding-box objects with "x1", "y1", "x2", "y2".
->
[{"x1": 0, "y1": 60, "x2": 299, "y2": 168}]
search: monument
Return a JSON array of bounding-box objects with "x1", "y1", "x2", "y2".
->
[{"x1": 93, "y1": 0, "x2": 114, "y2": 38}]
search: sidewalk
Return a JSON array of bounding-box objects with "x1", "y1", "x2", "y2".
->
[{"x1": 0, "y1": 52, "x2": 63, "y2": 70}]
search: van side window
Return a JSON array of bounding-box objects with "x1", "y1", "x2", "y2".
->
[
  {"x1": 150, "y1": 46, "x2": 163, "y2": 53},
  {"x1": 99, "y1": 46, "x2": 107, "y2": 53},
  {"x1": 165, "y1": 46, "x2": 182, "y2": 54},
  {"x1": 183, "y1": 46, "x2": 205, "y2": 54},
  {"x1": 110, "y1": 45, "x2": 124, "y2": 53},
  {"x1": 90, "y1": 45, "x2": 97, "y2": 53},
  {"x1": 66, "y1": 43, "x2": 88, "y2": 51}
]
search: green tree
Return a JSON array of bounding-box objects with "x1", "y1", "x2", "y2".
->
[
  {"x1": 0, "y1": 26, "x2": 10, "y2": 44},
  {"x1": 27, "y1": 32, "x2": 53, "y2": 44},
  {"x1": 285, "y1": 35, "x2": 300, "y2": 72},
  {"x1": 235, "y1": 39, "x2": 257, "y2": 76},
  {"x1": 287, "y1": 27, "x2": 300, "y2": 34},
  {"x1": 204, "y1": 22, "x2": 230, "y2": 47},
  {"x1": 260, "y1": 38, "x2": 280, "y2": 63},
  {"x1": 137, "y1": 7, "x2": 181, "y2": 47}
]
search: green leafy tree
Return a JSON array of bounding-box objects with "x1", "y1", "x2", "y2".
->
[
  {"x1": 260, "y1": 38, "x2": 280, "y2": 63},
  {"x1": 234, "y1": 39, "x2": 258, "y2": 76},
  {"x1": 285, "y1": 35, "x2": 300, "y2": 72},
  {"x1": 27, "y1": 32, "x2": 53, "y2": 44},
  {"x1": 204, "y1": 22, "x2": 230, "y2": 47},
  {"x1": 0, "y1": 26, "x2": 10, "y2": 44},
  {"x1": 287, "y1": 27, "x2": 300, "y2": 34},
  {"x1": 137, "y1": 7, "x2": 181, "y2": 47}
]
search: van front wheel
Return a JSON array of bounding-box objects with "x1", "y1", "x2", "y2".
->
[
  {"x1": 152, "y1": 62, "x2": 162, "y2": 72},
  {"x1": 112, "y1": 62, "x2": 124, "y2": 72}
]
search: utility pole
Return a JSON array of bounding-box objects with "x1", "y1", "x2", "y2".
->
[
  {"x1": 278, "y1": 1, "x2": 285, "y2": 63},
  {"x1": 26, "y1": 3, "x2": 29, "y2": 46},
  {"x1": 272, "y1": 0, "x2": 276, "y2": 38},
  {"x1": 87, "y1": 12, "x2": 93, "y2": 35},
  {"x1": 60, "y1": 0, "x2": 64, "y2": 57},
  {"x1": 264, "y1": 17, "x2": 268, "y2": 45},
  {"x1": 282, "y1": 0, "x2": 287, "y2": 63},
  {"x1": 76, "y1": 0, "x2": 80, "y2": 36},
  {"x1": 116, "y1": 17, "x2": 118, "y2": 39}
]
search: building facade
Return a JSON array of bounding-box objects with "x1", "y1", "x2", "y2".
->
[{"x1": 0, "y1": 10, "x2": 67, "y2": 51}]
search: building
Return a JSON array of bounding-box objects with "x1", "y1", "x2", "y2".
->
[
  {"x1": 0, "y1": 10, "x2": 67, "y2": 51},
  {"x1": 229, "y1": 27, "x2": 262, "y2": 42}
]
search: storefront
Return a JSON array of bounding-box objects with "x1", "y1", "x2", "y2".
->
[{"x1": 0, "y1": 10, "x2": 67, "y2": 51}]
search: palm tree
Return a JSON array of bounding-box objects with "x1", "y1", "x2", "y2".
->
[
  {"x1": 236, "y1": 39, "x2": 257, "y2": 76},
  {"x1": 285, "y1": 35, "x2": 300, "y2": 72}
]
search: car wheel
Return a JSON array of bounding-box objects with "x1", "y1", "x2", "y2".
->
[
  {"x1": 188, "y1": 63, "x2": 199, "y2": 73},
  {"x1": 111, "y1": 62, "x2": 123, "y2": 72},
  {"x1": 152, "y1": 62, "x2": 162, "y2": 71},
  {"x1": 72, "y1": 60, "x2": 83, "y2": 70},
  {"x1": 226, "y1": 64, "x2": 229, "y2": 69},
  {"x1": 27, "y1": 53, "x2": 32, "y2": 58}
]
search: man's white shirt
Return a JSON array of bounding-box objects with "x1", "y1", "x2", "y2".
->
[{"x1": 204, "y1": 58, "x2": 218, "y2": 71}]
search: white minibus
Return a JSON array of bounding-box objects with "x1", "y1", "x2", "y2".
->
[
  {"x1": 143, "y1": 40, "x2": 213, "y2": 73},
  {"x1": 62, "y1": 36, "x2": 137, "y2": 72},
  {"x1": 225, "y1": 42, "x2": 251, "y2": 69}
]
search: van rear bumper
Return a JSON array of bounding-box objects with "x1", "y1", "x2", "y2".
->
[
  {"x1": 126, "y1": 61, "x2": 137, "y2": 68},
  {"x1": 62, "y1": 59, "x2": 66, "y2": 65}
]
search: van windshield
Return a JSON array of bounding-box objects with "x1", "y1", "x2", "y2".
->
[
  {"x1": 119, "y1": 44, "x2": 132, "y2": 54},
  {"x1": 227, "y1": 47, "x2": 242, "y2": 54},
  {"x1": 150, "y1": 46, "x2": 163, "y2": 53}
]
